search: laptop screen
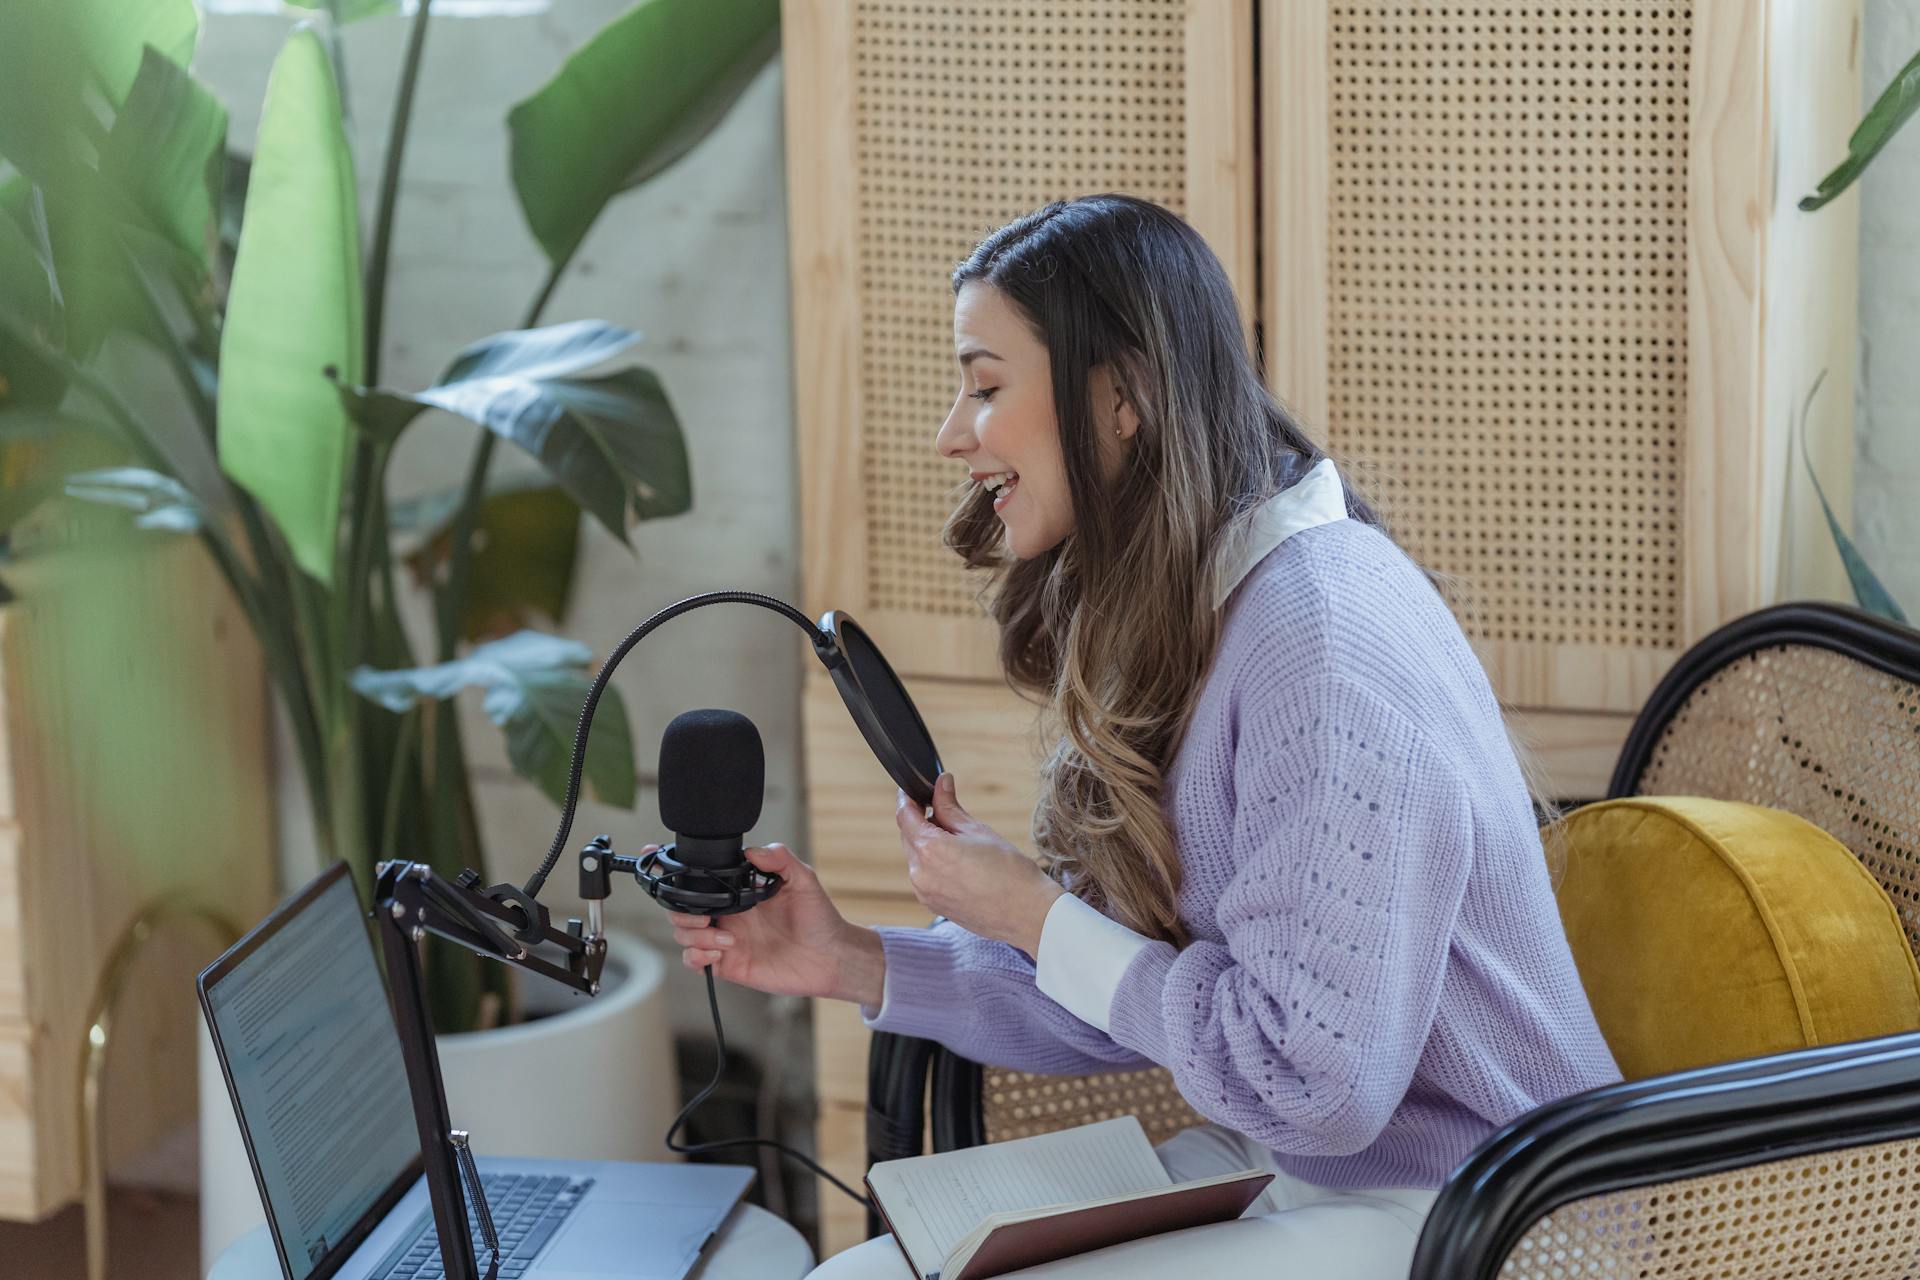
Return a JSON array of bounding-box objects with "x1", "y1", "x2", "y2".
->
[{"x1": 201, "y1": 864, "x2": 423, "y2": 1280}]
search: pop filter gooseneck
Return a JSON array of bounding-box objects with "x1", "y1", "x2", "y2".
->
[{"x1": 521, "y1": 591, "x2": 943, "y2": 901}]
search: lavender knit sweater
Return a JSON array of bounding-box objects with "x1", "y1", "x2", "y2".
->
[{"x1": 860, "y1": 518, "x2": 1622, "y2": 1190}]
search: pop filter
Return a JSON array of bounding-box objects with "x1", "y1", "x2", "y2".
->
[{"x1": 818, "y1": 611, "x2": 944, "y2": 806}]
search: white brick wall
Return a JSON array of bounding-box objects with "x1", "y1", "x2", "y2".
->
[{"x1": 1858, "y1": 0, "x2": 1920, "y2": 610}]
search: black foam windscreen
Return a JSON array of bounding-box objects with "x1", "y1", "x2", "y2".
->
[{"x1": 658, "y1": 709, "x2": 764, "y2": 839}]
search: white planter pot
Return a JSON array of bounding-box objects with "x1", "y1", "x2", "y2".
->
[{"x1": 199, "y1": 929, "x2": 676, "y2": 1275}]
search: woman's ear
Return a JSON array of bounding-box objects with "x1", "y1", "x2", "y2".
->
[{"x1": 1091, "y1": 360, "x2": 1142, "y2": 441}]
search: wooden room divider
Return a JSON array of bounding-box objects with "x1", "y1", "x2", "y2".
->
[{"x1": 781, "y1": 1, "x2": 1860, "y2": 1255}]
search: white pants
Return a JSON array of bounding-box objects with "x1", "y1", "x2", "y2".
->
[{"x1": 808, "y1": 1122, "x2": 1439, "y2": 1279}]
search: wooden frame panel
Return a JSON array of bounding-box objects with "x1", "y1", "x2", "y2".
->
[
  {"x1": 785, "y1": 0, "x2": 1258, "y2": 682},
  {"x1": 1259, "y1": 0, "x2": 1852, "y2": 795}
]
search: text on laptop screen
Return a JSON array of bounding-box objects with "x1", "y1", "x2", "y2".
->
[{"x1": 205, "y1": 871, "x2": 421, "y2": 1279}]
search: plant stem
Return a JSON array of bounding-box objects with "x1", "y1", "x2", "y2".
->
[
  {"x1": 379, "y1": 705, "x2": 418, "y2": 860},
  {"x1": 364, "y1": 0, "x2": 434, "y2": 385},
  {"x1": 433, "y1": 259, "x2": 573, "y2": 660},
  {"x1": 435, "y1": 433, "x2": 494, "y2": 660}
]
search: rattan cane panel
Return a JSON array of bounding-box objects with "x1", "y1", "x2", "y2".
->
[
  {"x1": 853, "y1": 1, "x2": 1190, "y2": 617},
  {"x1": 1325, "y1": 3, "x2": 1689, "y2": 651},
  {"x1": 980, "y1": 1065, "x2": 1206, "y2": 1146},
  {"x1": 1497, "y1": 1135, "x2": 1920, "y2": 1279},
  {"x1": 1631, "y1": 644, "x2": 1920, "y2": 962}
]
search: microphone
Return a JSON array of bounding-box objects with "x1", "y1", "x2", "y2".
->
[
  {"x1": 658, "y1": 709, "x2": 764, "y2": 871},
  {"x1": 622, "y1": 708, "x2": 781, "y2": 916}
]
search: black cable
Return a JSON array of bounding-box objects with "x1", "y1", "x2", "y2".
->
[
  {"x1": 520, "y1": 589, "x2": 867, "y2": 1207},
  {"x1": 524, "y1": 591, "x2": 828, "y2": 900},
  {"x1": 665, "y1": 966, "x2": 870, "y2": 1207}
]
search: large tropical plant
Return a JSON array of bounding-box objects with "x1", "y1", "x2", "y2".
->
[
  {"x1": 1797, "y1": 45, "x2": 1920, "y2": 624},
  {"x1": 0, "y1": 0, "x2": 781, "y2": 1028}
]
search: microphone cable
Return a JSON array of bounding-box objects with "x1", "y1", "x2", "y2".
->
[
  {"x1": 521, "y1": 589, "x2": 869, "y2": 1207},
  {"x1": 666, "y1": 965, "x2": 870, "y2": 1206},
  {"x1": 523, "y1": 590, "x2": 829, "y2": 902}
]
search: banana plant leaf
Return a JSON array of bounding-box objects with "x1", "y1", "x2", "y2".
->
[
  {"x1": 339, "y1": 320, "x2": 691, "y2": 546},
  {"x1": 64, "y1": 466, "x2": 202, "y2": 532},
  {"x1": 507, "y1": 0, "x2": 779, "y2": 270},
  {"x1": 0, "y1": 0, "x2": 197, "y2": 190},
  {"x1": 1800, "y1": 432, "x2": 1908, "y2": 624},
  {"x1": 1801, "y1": 46, "x2": 1920, "y2": 211},
  {"x1": 218, "y1": 25, "x2": 364, "y2": 584},
  {"x1": 99, "y1": 46, "x2": 227, "y2": 277},
  {"x1": 74, "y1": 0, "x2": 200, "y2": 106},
  {"x1": 286, "y1": 0, "x2": 398, "y2": 22},
  {"x1": 349, "y1": 631, "x2": 638, "y2": 810},
  {"x1": 399, "y1": 482, "x2": 584, "y2": 642},
  {"x1": 0, "y1": 192, "x2": 68, "y2": 408}
]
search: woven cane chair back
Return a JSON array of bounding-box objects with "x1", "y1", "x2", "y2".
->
[
  {"x1": 1497, "y1": 1134, "x2": 1920, "y2": 1279},
  {"x1": 972, "y1": 1064, "x2": 1206, "y2": 1147},
  {"x1": 1608, "y1": 603, "x2": 1920, "y2": 963}
]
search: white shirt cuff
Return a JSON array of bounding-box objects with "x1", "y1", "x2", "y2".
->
[
  {"x1": 859, "y1": 967, "x2": 892, "y2": 1026},
  {"x1": 1034, "y1": 893, "x2": 1153, "y2": 1032}
]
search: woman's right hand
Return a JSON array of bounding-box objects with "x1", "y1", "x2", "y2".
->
[{"x1": 664, "y1": 842, "x2": 885, "y2": 1006}]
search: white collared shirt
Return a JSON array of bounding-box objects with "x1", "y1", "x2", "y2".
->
[{"x1": 860, "y1": 457, "x2": 1351, "y2": 1030}]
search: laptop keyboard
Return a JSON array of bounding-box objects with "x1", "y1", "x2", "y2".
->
[{"x1": 373, "y1": 1172, "x2": 593, "y2": 1279}]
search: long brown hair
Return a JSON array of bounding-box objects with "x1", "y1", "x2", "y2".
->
[{"x1": 942, "y1": 195, "x2": 1390, "y2": 948}]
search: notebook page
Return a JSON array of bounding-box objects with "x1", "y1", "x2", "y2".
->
[{"x1": 866, "y1": 1116, "x2": 1172, "y2": 1271}]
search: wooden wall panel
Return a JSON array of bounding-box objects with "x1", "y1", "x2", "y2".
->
[
  {"x1": 810, "y1": 894, "x2": 935, "y2": 1261},
  {"x1": 801, "y1": 671, "x2": 1044, "y2": 899},
  {"x1": 785, "y1": 0, "x2": 1258, "y2": 682},
  {"x1": 1261, "y1": 0, "x2": 1858, "y2": 796}
]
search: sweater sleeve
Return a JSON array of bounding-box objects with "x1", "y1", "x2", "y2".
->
[
  {"x1": 1106, "y1": 674, "x2": 1474, "y2": 1157},
  {"x1": 858, "y1": 917, "x2": 1154, "y2": 1076}
]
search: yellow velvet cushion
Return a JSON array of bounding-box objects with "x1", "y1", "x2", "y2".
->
[{"x1": 1549, "y1": 796, "x2": 1920, "y2": 1081}]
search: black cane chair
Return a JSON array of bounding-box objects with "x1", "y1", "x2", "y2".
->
[{"x1": 864, "y1": 601, "x2": 1920, "y2": 1270}]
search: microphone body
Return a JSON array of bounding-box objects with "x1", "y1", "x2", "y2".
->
[{"x1": 632, "y1": 708, "x2": 779, "y2": 916}]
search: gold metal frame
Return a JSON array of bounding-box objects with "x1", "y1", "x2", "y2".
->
[{"x1": 79, "y1": 896, "x2": 240, "y2": 1280}]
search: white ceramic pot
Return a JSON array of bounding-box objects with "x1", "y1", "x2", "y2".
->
[{"x1": 199, "y1": 929, "x2": 676, "y2": 1275}]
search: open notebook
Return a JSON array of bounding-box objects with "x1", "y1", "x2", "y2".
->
[{"x1": 863, "y1": 1116, "x2": 1273, "y2": 1280}]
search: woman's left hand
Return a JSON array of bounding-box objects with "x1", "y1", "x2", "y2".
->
[{"x1": 896, "y1": 772, "x2": 1065, "y2": 955}]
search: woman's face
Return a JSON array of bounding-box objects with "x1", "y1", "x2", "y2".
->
[{"x1": 936, "y1": 282, "x2": 1134, "y2": 560}]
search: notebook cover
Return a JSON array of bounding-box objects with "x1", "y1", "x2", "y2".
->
[
  {"x1": 945, "y1": 1170, "x2": 1275, "y2": 1280},
  {"x1": 864, "y1": 1173, "x2": 935, "y2": 1280}
]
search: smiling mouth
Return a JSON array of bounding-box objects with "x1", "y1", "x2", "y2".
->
[{"x1": 985, "y1": 474, "x2": 1018, "y2": 512}]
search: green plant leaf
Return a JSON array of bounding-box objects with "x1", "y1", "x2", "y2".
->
[
  {"x1": 506, "y1": 0, "x2": 779, "y2": 269},
  {"x1": 218, "y1": 25, "x2": 364, "y2": 584},
  {"x1": 99, "y1": 46, "x2": 227, "y2": 276},
  {"x1": 349, "y1": 631, "x2": 637, "y2": 809},
  {"x1": 1801, "y1": 45, "x2": 1920, "y2": 211},
  {"x1": 388, "y1": 468, "x2": 556, "y2": 536},
  {"x1": 64, "y1": 465, "x2": 202, "y2": 532},
  {"x1": 0, "y1": 0, "x2": 198, "y2": 194},
  {"x1": 1796, "y1": 371, "x2": 1908, "y2": 623},
  {"x1": 400, "y1": 482, "x2": 583, "y2": 642},
  {"x1": 286, "y1": 0, "x2": 399, "y2": 22},
  {"x1": 339, "y1": 320, "x2": 691, "y2": 542},
  {"x1": 0, "y1": 191, "x2": 68, "y2": 408},
  {"x1": 76, "y1": 0, "x2": 199, "y2": 106}
]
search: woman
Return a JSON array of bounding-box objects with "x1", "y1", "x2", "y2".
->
[{"x1": 667, "y1": 194, "x2": 1622, "y2": 1277}]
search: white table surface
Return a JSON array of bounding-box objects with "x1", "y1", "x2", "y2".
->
[{"x1": 208, "y1": 1202, "x2": 814, "y2": 1280}]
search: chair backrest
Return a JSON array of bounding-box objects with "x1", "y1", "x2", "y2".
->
[
  {"x1": 1606, "y1": 602, "x2": 1920, "y2": 962},
  {"x1": 930, "y1": 1056, "x2": 1206, "y2": 1151},
  {"x1": 1412, "y1": 601, "x2": 1920, "y2": 1277},
  {"x1": 1409, "y1": 1030, "x2": 1920, "y2": 1280}
]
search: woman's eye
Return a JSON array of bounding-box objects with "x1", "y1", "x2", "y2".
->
[{"x1": 969, "y1": 388, "x2": 997, "y2": 402}]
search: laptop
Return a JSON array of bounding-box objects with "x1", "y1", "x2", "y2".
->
[{"x1": 198, "y1": 862, "x2": 755, "y2": 1280}]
